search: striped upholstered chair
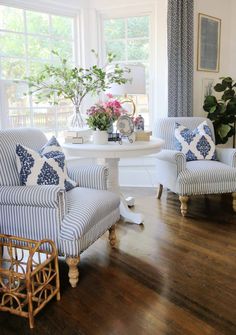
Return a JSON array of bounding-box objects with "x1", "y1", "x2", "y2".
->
[
  {"x1": 0, "y1": 128, "x2": 120, "y2": 287},
  {"x1": 154, "y1": 117, "x2": 236, "y2": 216}
]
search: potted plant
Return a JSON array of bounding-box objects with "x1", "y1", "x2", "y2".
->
[
  {"x1": 86, "y1": 96, "x2": 127, "y2": 144},
  {"x1": 203, "y1": 77, "x2": 236, "y2": 147},
  {"x1": 26, "y1": 50, "x2": 130, "y2": 129}
]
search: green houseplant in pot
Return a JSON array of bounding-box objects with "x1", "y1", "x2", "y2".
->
[
  {"x1": 86, "y1": 103, "x2": 114, "y2": 144},
  {"x1": 203, "y1": 77, "x2": 236, "y2": 147},
  {"x1": 26, "y1": 50, "x2": 130, "y2": 129}
]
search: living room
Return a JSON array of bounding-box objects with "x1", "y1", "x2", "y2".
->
[{"x1": 0, "y1": 0, "x2": 236, "y2": 334}]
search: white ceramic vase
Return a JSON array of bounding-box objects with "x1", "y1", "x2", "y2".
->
[{"x1": 93, "y1": 130, "x2": 108, "y2": 145}]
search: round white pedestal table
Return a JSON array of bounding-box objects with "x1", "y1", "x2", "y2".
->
[{"x1": 62, "y1": 138, "x2": 164, "y2": 224}]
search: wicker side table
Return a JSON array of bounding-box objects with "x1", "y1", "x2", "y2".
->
[{"x1": 0, "y1": 234, "x2": 60, "y2": 328}]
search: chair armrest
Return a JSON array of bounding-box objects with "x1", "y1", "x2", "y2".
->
[
  {"x1": 216, "y1": 148, "x2": 236, "y2": 167},
  {"x1": 66, "y1": 164, "x2": 108, "y2": 190},
  {"x1": 156, "y1": 149, "x2": 186, "y2": 174},
  {"x1": 0, "y1": 185, "x2": 65, "y2": 208}
]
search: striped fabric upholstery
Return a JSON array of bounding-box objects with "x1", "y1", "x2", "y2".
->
[
  {"x1": 0, "y1": 185, "x2": 64, "y2": 208},
  {"x1": 61, "y1": 187, "x2": 120, "y2": 240},
  {"x1": 177, "y1": 160, "x2": 236, "y2": 195},
  {"x1": 155, "y1": 117, "x2": 236, "y2": 197},
  {"x1": 154, "y1": 149, "x2": 186, "y2": 174},
  {"x1": 60, "y1": 208, "x2": 120, "y2": 256},
  {"x1": 0, "y1": 128, "x2": 47, "y2": 186},
  {"x1": 216, "y1": 148, "x2": 236, "y2": 168},
  {"x1": 67, "y1": 163, "x2": 108, "y2": 190},
  {"x1": 0, "y1": 205, "x2": 62, "y2": 249},
  {"x1": 0, "y1": 127, "x2": 120, "y2": 260}
]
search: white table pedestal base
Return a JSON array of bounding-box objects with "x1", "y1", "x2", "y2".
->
[
  {"x1": 97, "y1": 157, "x2": 143, "y2": 224},
  {"x1": 63, "y1": 138, "x2": 164, "y2": 225}
]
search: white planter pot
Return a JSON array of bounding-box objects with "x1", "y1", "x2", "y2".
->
[{"x1": 93, "y1": 130, "x2": 108, "y2": 145}]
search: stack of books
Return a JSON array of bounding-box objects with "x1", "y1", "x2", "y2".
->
[
  {"x1": 135, "y1": 131, "x2": 152, "y2": 141},
  {"x1": 64, "y1": 129, "x2": 92, "y2": 144}
]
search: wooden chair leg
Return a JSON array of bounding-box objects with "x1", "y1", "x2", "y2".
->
[
  {"x1": 179, "y1": 196, "x2": 189, "y2": 216},
  {"x1": 109, "y1": 225, "x2": 116, "y2": 248},
  {"x1": 66, "y1": 256, "x2": 80, "y2": 288},
  {"x1": 232, "y1": 192, "x2": 236, "y2": 212},
  {"x1": 156, "y1": 184, "x2": 163, "y2": 199}
]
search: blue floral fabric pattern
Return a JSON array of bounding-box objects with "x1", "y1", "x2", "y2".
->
[
  {"x1": 174, "y1": 121, "x2": 217, "y2": 161},
  {"x1": 40, "y1": 136, "x2": 76, "y2": 191},
  {"x1": 37, "y1": 162, "x2": 59, "y2": 185},
  {"x1": 16, "y1": 136, "x2": 76, "y2": 191},
  {"x1": 16, "y1": 145, "x2": 35, "y2": 185}
]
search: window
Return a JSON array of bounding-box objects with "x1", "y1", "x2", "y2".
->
[
  {"x1": 103, "y1": 15, "x2": 150, "y2": 127},
  {"x1": 0, "y1": 5, "x2": 76, "y2": 136}
]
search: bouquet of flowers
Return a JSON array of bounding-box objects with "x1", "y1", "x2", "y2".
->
[
  {"x1": 86, "y1": 94, "x2": 127, "y2": 131},
  {"x1": 102, "y1": 94, "x2": 127, "y2": 122}
]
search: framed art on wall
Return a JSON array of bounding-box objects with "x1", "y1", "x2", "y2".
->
[{"x1": 197, "y1": 13, "x2": 221, "y2": 72}]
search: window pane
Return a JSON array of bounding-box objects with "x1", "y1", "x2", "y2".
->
[
  {"x1": 51, "y1": 15, "x2": 73, "y2": 39},
  {"x1": 29, "y1": 61, "x2": 47, "y2": 76},
  {"x1": 0, "y1": 5, "x2": 76, "y2": 134},
  {"x1": 8, "y1": 109, "x2": 31, "y2": 128},
  {"x1": 6, "y1": 82, "x2": 29, "y2": 108},
  {"x1": 51, "y1": 39, "x2": 74, "y2": 62},
  {"x1": 32, "y1": 108, "x2": 56, "y2": 130},
  {"x1": 105, "y1": 40, "x2": 126, "y2": 61},
  {"x1": 28, "y1": 36, "x2": 51, "y2": 59},
  {"x1": 103, "y1": 15, "x2": 150, "y2": 127},
  {"x1": 104, "y1": 19, "x2": 125, "y2": 40},
  {"x1": 127, "y1": 39, "x2": 149, "y2": 60},
  {"x1": 0, "y1": 32, "x2": 25, "y2": 57},
  {"x1": 137, "y1": 95, "x2": 148, "y2": 105},
  {"x1": 26, "y1": 11, "x2": 49, "y2": 35},
  {"x1": 57, "y1": 106, "x2": 72, "y2": 129},
  {"x1": 1, "y1": 58, "x2": 26, "y2": 79},
  {"x1": 127, "y1": 16, "x2": 149, "y2": 38},
  {"x1": 0, "y1": 6, "x2": 24, "y2": 32}
]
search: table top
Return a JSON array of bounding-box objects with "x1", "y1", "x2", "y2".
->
[{"x1": 62, "y1": 137, "x2": 164, "y2": 159}]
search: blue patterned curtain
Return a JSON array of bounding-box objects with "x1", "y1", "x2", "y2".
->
[{"x1": 168, "y1": 0, "x2": 194, "y2": 117}]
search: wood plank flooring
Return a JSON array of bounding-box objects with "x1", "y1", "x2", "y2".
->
[{"x1": 1, "y1": 188, "x2": 236, "y2": 335}]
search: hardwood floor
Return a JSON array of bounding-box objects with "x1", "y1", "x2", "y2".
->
[{"x1": 1, "y1": 188, "x2": 236, "y2": 335}]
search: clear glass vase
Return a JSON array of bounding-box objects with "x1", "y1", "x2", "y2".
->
[{"x1": 67, "y1": 105, "x2": 85, "y2": 129}]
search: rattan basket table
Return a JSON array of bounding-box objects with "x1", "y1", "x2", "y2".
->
[{"x1": 0, "y1": 234, "x2": 60, "y2": 328}]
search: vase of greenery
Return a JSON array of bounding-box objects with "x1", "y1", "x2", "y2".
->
[
  {"x1": 203, "y1": 77, "x2": 236, "y2": 147},
  {"x1": 26, "y1": 50, "x2": 130, "y2": 129}
]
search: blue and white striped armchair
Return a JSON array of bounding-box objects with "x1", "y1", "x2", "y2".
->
[
  {"x1": 154, "y1": 117, "x2": 236, "y2": 216},
  {"x1": 0, "y1": 128, "x2": 120, "y2": 287}
]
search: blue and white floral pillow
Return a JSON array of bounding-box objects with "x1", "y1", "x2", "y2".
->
[
  {"x1": 16, "y1": 137, "x2": 76, "y2": 191},
  {"x1": 174, "y1": 121, "x2": 217, "y2": 161}
]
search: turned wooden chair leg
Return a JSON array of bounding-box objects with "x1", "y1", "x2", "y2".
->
[
  {"x1": 179, "y1": 196, "x2": 189, "y2": 216},
  {"x1": 66, "y1": 256, "x2": 80, "y2": 288},
  {"x1": 232, "y1": 192, "x2": 236, "y2": 212},
  {"x1": 109, "y1": 225, "x2": 116, "y2": 248},
  {"x1": 156, "y1": 184, "x2": 163, "y2": 199}
]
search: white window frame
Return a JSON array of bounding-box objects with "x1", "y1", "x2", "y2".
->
[
  {"x1": 95, "y1": 4, "x2": 157, "y2": 129},
  {"x1": 0, "y1": 1, "x2": 81, "y2": 134}
]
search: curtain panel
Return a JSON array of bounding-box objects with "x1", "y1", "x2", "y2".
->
[{"x1": 167, "y1": 0, "x2": 194, "y2": 117}]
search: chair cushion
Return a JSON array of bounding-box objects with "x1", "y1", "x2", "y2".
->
[
  {"x1": 177, "y1": 160, "x2": 236, "y2": 195},
  {"x1": 39, "y1": 136, "x2": 76, "y2": 191},
  {"x1": 175, "y1": 121, "x2": 216, "y2": 161},
  {"x1": 16, "y1": 137, "x2": 76, "y2": 191},
  {"x1": 60, "y1": 187, "x2": 120, "y2": 240}
]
